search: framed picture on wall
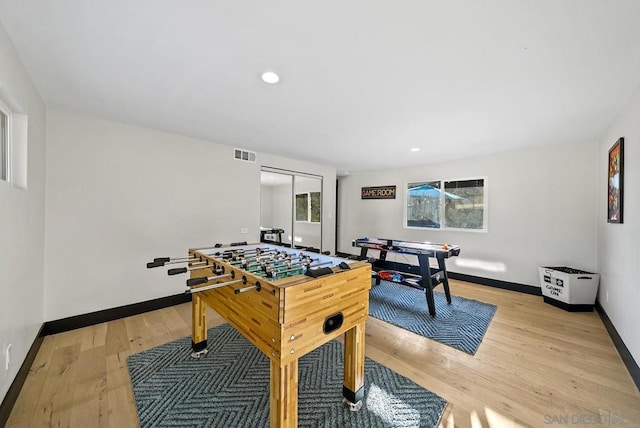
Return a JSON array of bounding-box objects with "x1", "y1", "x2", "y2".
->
[{"x1": 607, "y1": 137, "x2": 624, "y2": 223}]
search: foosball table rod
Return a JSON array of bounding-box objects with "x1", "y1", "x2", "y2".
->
[
  {"x1": 187, "y1": 277, "x2": 248, "y2": 294},
  {"x1": 186, "y1": 271, "x2": 235, "y2": 287},
  {"x1": 168, "y1": 264, "x2": 221, "y2": 276},
  {"x1": 234, "y1": 282, "x2": 261, "y2": 294},
  {"x1": 249, "y1": 260, "x2": 311, "y2": 275},
  {"x1": 271, "y1": 259, "x2": 331, "y2": 272},
  {"x1": 217, "y1": 250, "x2": 282, "y2": 262},
  {"x1": 241, "y1": 255, "x2": 317, "y2": 271},
  {"x1": 207, "y1": 247, "x2": 272, "y2": 258}
]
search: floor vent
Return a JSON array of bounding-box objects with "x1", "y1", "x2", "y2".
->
[{"x1": 234, "y1": 148, "x2": 257, "y2": 163}]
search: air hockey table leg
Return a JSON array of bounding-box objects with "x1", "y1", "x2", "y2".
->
[
  {"x1": 342, "y1": 322, "x2": 365, "y2": 411},
  {"x1": 270, "y1": 359, "x2": 298, "y2": 428},
  {"x1": 418, "y1": 254, "x2": 437, "y2": 316},
  {"x1": 191, "y1": 294, "x2": 208, "y2": 358},
  {"x1": 437, "y1": 257, "x2": 452, "y2": 304}
]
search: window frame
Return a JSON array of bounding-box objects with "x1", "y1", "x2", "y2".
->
[
  {"x1": 404, "y1": 176, "x2": 488, "y2": 232},
  {"x1": 0, "y1": 98, "x2": 11, "y2": 183}
]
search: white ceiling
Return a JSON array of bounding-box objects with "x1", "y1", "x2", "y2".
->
[{"x1": 2, "y1": 1, "x2": 640, "y2": 174}]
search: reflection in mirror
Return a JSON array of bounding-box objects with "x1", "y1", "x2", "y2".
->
[
  {"x1": 260, "y1": 170, "x2": 293, "y2": 247},
  {"x1": 293, "y1": 175, "x2": 322, "y2": 250}
]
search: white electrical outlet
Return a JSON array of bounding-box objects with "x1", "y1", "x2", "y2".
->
[
  {"x1": 240, "y1": 228, "x2": 249, "y2": 234},
  {"x1": 5, "y1": 344, "x2": 11, "y2": 371},
  {"x1": 606, "y1": 290, "x2": 609, "y2": 303}
]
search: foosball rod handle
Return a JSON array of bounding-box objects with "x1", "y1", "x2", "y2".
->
[
  {"x1": 147, "y1": 257, "x2": 199, "y2": 268},
  {"x1": 168, "y1": 267, "x2": 188, "y2": 275},
  {"x1": 147, "y1": 261, "x2": 165, "y2": 268},
  {"x1": 168, "y1": 264, "x2": 217, "y2": 276},
  {"x1": 153, "y1": 256, "x2": 193, "y2": 263},
  {"x1": 186, "y1": 277, "x2": 208, "y2": 287}
]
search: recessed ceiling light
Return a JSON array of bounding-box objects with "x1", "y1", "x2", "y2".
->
[
  {"x1": 261, "y1": 71, "x2": 280, "y2": 84},
  {"x1": 410, "y1": 148, "x2": 421, "y2": 152}
]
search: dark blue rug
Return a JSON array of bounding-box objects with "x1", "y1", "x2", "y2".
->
[
  {"x1": 369, "y1": 280, "x2": 497, "y2": 354},
  {"x1": 128, "y1": 324, "x2": 446, "y2": 427}
]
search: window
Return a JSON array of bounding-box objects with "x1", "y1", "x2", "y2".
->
[
  {"x1": 407, "y1": 181, "x2": 441, "y2": 228},
  {"x1": 406, "y1": 178, "x2": 486, "y2": 231},
  {"x1": 295, "y1": 193, "x2": 309, "y2": 221},
  {"x1": 0, "y1": 104, "x2": 8, "y2": 182},
  {"x1": 295, "y1": 191, "x2": 321, "y2": 223},
  {"x1": 310, "y1": 191, "x2": 321, "y2": 222},
  {"x1": 0, "y1": 97, "x2": 27, "y2": 189}
]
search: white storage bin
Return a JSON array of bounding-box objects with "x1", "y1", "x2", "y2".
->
[{"x1": 538, "y1": 266, "x2": 600, "y2": 311}]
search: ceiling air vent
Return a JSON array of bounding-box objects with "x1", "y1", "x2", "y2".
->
[{"x1": 234, "y1": 148, "x2": 257, "y2": 163}]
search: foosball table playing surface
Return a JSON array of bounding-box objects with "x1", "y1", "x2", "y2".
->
[{"x1": 148, "y1": 243, "x2": 372, "y2": 427}]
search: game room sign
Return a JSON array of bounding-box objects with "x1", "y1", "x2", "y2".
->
[{"x1": 361, "y1": 185, "x2": 396, "y2": 199}]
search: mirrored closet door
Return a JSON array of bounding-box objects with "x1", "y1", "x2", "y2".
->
[{"x1": 260, "y1": 167, "x2": 322, "y2": 251}]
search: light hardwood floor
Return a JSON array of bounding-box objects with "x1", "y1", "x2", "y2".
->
[{"x1": 6, "y1": 280, "x2": 640, "y2": 427}]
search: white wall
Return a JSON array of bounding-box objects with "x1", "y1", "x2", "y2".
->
[
  {"x1": 0, "y1": 22, "x2": 47, "y2": 403},
  {"x1": 338, "y1": 142, "x2": 598, "y2": 287},
  {"x1": 597, "y1": 80, "x2": 640, "y2": 364},
  {"x1": 45, "y1": 111, "x2": 336, "y2": 321},
  {"x1": 259, "y1": 185, "x2": 274, "y2": 227}
]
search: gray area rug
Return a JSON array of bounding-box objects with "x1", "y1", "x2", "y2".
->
[
  {"x1": 128, "y1": 324, "x2": 446, "y2": 427},
  {"x1": 369, "y1": 280, "x2": 497, "y2": 354}
]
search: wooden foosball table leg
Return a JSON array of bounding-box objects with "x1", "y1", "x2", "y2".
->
[
  {"x1": 191, "y1": 294, "x2": 208, "y2": 358},
  {"x1": 342, "y1": 322, "x2": 365, "y2": 411},
  {"x1": 270, "y1": 359, "x2": 298, "y2": 428}
]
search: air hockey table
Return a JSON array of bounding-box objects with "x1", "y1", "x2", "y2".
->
[{"x1": 353, "y1": 237, "x2": 460, "y2": 316}]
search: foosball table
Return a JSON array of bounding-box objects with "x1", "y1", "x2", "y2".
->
[
  {"x1": 147, "y1": 243, "x2": 371, "y2": 427},
  {"x1": 353, "y1": 237, "x2": 460, "y2": 317}
]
